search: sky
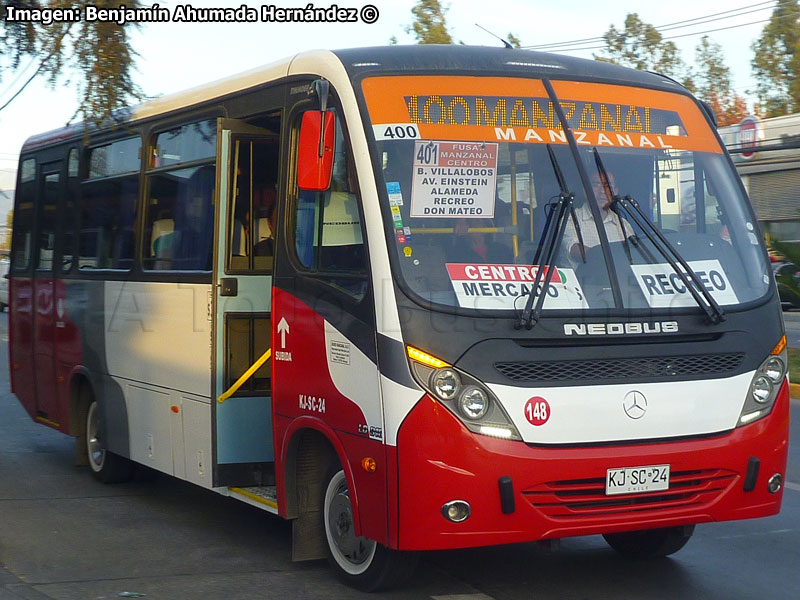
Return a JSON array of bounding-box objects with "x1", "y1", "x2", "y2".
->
[{"x1": 0, "y1": 0, "x2": 780, "y2": 190}]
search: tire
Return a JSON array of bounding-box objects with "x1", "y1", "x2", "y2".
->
[
  {"x1": 322, "y1": 467, "x2": 418, "y2": 591},
  {"x1": 603, "y1": 525, "x2": 695, "y2": 559},
  {"x1": 85, "y1": 399, "x2": 134, "y2": 483}
]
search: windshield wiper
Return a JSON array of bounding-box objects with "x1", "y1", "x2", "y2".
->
[
  {"x1": 592, "y1": 149, "x2": 726, "y2": 325},
  {"x1": 516, "y1": 145, "x2": 584, "y2": 330}
]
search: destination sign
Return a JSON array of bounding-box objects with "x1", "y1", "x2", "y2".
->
[{"x1": 404, "y1": 95, "x2": 685, "y2": 136}]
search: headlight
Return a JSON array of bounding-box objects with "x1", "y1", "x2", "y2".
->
[
  {"x1": 406, "y1": 346, "x2": 522, "y2": 441},
  {"x1": 458, "y1": 386, "x2": 489, "y2": 420},
  {"x1": 763, "y1": 357, "x2": 785, "y2": 383},
  {"x1": 431, "y1": 369, "x2": 461, "y2": 400},
  {"x1": 738, "y1": 345, "x2": 787, "y2": 426},
  {"x1": 751, "y1": 375, "x2": 772, "y2": 403}
]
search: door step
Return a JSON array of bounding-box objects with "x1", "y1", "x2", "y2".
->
[{"x1": 227, "y1": 485, "x2": 279, "y2": 514}]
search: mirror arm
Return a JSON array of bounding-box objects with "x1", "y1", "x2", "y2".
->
[{"x1": 314, "y1": 79, "x2": 330, "y2": 158}]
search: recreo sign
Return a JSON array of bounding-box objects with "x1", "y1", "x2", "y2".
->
[{"x1": 411, "y1": 140, "x2": 498, "y2": 218}]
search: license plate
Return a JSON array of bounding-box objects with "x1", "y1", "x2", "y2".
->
[{"x1": 605, "y1": 464, "x2": 670, "y2": 496}]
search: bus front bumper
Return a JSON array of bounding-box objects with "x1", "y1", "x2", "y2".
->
[{"x1": 393, "y1": 381, "x2": 790, "y2": 551}]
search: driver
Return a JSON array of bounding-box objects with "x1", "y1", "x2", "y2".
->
[{"x1": 563, "y1": 170, "x2": 634, "y2": 263}]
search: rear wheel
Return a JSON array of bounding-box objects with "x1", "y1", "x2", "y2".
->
[
  {"x1": 86, "y1": 400, "x2": 134, "y2": 483},
  {"x1": 603, "y1": 525, "x2": 695, "y2": 558},
  {"x1": 322, "y1": 468, "x2": 418, "y2": 591}
]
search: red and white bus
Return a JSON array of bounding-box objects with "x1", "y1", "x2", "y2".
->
[{"x1": 9, "y1": 46, "x2": 789, "y2": 590}]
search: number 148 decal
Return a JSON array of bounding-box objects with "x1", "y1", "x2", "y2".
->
[{"x1": 524, "y1": 397, "x2": 550, "y2": 426}]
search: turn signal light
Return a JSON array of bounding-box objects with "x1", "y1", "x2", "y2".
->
[
  {"x1": 361, "y1": 457, "x2": 377, "y2": 473},
  {"x1": 407, "y1": 346, "x2": 449, "y2": 369},
  {"x1": 771, "y1": 335, "x2": 787, "y2": 355}
]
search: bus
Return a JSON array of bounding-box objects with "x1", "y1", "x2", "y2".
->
[{"x1": 9, "y1": 45, "x2": 789, "y2": 591}]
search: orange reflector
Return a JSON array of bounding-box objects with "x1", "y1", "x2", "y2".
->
[
  {"x1": 407, "y1": 345, "x2": 449, "y2": 369},
  {"x1": 361, "y1": 457, "x2": 377, "y2": 473},
  {"x1": 772, "y1": 335, "x2": 787, "y2": 355},
  {"x1": 171, "y1": 405, "x2": 180, "y2": 414}
]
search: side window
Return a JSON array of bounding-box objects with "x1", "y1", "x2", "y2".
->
[
  {"x1": 144, "y1": 120, "x2": 216, "y2": 271},
  {"x1": 292, "y1": 110, "x2": 367, "y2": 289},
  {"x1": 228, "y1": 137, "x2": 280, "y2": 272},
  {"x1": 80, "y1": 137, "x2": 140, "y2": 270},
  {"x1": 36, "y1": 168, "x2": 60, "y2": 271},
  {"x1": 61, "y1": 149, "x2": 80, "y2": 272},
  {"x1": 11, "y1": 158, "x2": 36, "y2": 271}
]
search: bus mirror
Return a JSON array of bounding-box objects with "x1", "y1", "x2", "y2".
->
[{"x1": 298, "y1": 110, "x2": 335, "y2": 191}]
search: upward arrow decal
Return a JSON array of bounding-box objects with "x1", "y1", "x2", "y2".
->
[{"x1": 277, "y1": 317, "x2": 290, "y2": 349}]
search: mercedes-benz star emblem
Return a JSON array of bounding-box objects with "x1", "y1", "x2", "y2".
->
[{"x1": 623, "y1": 391, "x2": 648, "y2": 419}]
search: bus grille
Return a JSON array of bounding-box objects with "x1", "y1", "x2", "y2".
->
[
  {"x1": 522, "y1": 469, "x2": 737, "y2": 519},
  {"x1": 495, "y1": 353, "x2": 745, "y2": 383}
]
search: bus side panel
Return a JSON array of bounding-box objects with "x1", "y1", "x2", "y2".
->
[
  {"x1": 272, "y1": 286, "x2": 388, "y2": 544},
  {"x1": 9, "y1": 276, "x2": 36, "y2": 419},
  {"x1": 58, "y1": 279, "x2": 213, "y2": 480},
  {"x1": 55, "y1": 279, "x2": 84, "y2": 434}
]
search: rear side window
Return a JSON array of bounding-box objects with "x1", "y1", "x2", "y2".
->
[
  {"x1": 80, "y1": 137, "x2": 140, "y2": 270},
  {"x1": 144, "y1": 120, "x2": 217, "y2": 271},
  {"x1": 11, "y1": 158, "x2": 36, "y2": 271}
]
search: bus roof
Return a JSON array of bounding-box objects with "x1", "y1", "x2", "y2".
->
[{"x1": 21, "y1": 45, "x2": 686, "y2": 153}]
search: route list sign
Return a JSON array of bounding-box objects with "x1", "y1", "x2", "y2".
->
[{"x1": 410, "y1": 140, "x2": 498, "y2": 218}]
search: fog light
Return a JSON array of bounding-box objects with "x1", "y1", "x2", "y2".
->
[
  {"x1": 441, "y1": 500, "x2": 471, "y2": 522},
  {"x1": 768, "y1": 473, "x2": 783, "y2": 494}
]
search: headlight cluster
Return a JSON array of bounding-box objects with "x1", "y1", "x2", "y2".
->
[
  {"x1": 407, "y1": 347, "x2": 521, "y2": 440},
  {"x1": 738, "y1": 349, "x2": 787, "y2": 426}
]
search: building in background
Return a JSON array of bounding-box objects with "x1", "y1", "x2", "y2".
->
[{"x1": 720, "y1": 114, "x2": 800, "y2": 243}]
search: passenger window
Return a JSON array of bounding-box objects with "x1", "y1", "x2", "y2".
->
[
  {"x1": 80, "y1": 137, "x2": 140, "y2": 270},
  {"x1": 144, "y1": 120, "x2": 216, "y2": 271},
  {"x1": 11, "y1": 158, "x2": 36, "y2": 271},
  {"x1": 292, "y1": 111, "x2": 366, "y2": 286},
  {"x1": 36, "y1": 170, "x2": 60, "y2": 271},
  {"x1": 61, "y1": 149, "x2": 79, "y2": 272},
  {"x1": 228, "y1": 138, "x2": 280, "y2": 272}
]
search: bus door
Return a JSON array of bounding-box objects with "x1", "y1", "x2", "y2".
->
[
  {"x1": 213, "y1": 119, "x2": 280, "y2": 487},
  {"x1": 32, "y1": 161, "x2": 62, "y2": 425}
]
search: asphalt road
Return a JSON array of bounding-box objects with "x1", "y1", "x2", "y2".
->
[{"x1": 0, "y1": 312, "x2": 798, "y2": 600}]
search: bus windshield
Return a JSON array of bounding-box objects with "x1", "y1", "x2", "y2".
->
[{"x1": 360, "y1": 75, "x2": 769, "y2": 314}]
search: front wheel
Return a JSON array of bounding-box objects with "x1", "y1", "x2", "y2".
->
[
  {"x1": 322, "y1": 468, "x2": 418, "y2": 591},
  {"x1": 603, "y1": 525, "x2": 695, "y2": 559},
  {"x1": 86, "y1": 400, "x2": 134, "y2": 483}
]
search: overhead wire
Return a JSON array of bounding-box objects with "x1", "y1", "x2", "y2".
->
[{"x1": 525, "y1": 1, "x2": 778, "y2": 50}]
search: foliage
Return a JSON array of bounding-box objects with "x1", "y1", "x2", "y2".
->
[
  {"x1": 594, "y1": 13, "x2": 694, "y2": 91},
  {"x1": 751, "y1": 0, "x2": 800, "y2": 118},
  {"x1": 694, "y1": 36, "x2": 749, "y2": 126},
  {"x1": 406, "y1": 0, "x2": 453, "y2": 44},
  {"x1": 787, "y1": 348, "x2": 800, "y2": 381},
  {"x1": 0, "y1": 0, "x2": 142, "y2": 125},
  {"x1": 771, "y1": 239, "x2": 800, "y2": 307}
]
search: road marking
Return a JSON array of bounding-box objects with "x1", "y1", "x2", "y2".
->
[
  {"x1": 432, "y1": 595, "x2": 496, "y2": 600},
  {"x1": 786, "y1": 481, "x2": 800, "y2": 492},
  {"x1": 715, "y1": 528, "x2": 796, "y2": 540}
]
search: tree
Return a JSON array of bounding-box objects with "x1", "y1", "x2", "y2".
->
[
  {"x1": 694, "y1": 36, "x2": 749, "y2": 126},
  {"x1": 406, "y1": 0, "x2": 453, "y2": 44},
  {"x1": 751, "y1": 0, "x2": 800, "y2": 117},
  {"x1": 0, "y1": 0, "x2": 142, "y2": 125},
  {"x1": 595, "y1": 13, "x2": 694, "y2": 91}
]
